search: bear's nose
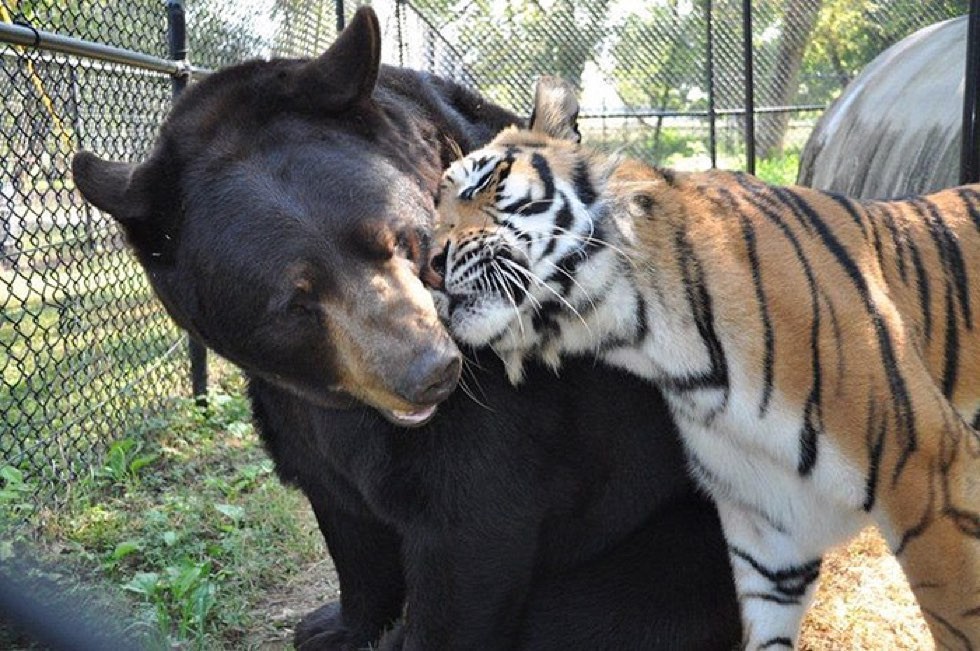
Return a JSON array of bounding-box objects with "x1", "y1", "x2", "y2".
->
[
  {"x1": 399, "y1": 346, "x2": 460, "y2": 405},
  {"x1": 422, "y1": 247, "x2": 448, "y2": 290}
]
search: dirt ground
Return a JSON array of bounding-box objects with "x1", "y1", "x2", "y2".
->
[
  {"x1": 249, "y1": 520, "x2": 931, "y2": 650},
  {"x1": 800, "y1": 526, "x2": 932, "y2": 650},
  {"x1": 249, "y1": 555, "x2": 340, "y2": 649}
]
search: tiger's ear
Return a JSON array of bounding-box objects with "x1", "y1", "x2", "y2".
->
[{"x1": 529, "y1": 76, "x2": 581, "y2": 143}]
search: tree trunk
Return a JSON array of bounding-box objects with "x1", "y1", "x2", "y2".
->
[{"x1": 756, "y1": 0, "x2": 822, "y2": 158}]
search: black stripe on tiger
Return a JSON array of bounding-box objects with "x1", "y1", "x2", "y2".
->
[
  {"x1": 496, "y1": 151, "x2": 556, "y2": 216},
  {"x1": 741, "y1": 592, "x2": 801, "y2": 606},
  {"x1": 826, "y1": 192, "x2": 869, "y2": 239},
  {"x1": 550, "y1": 222, "x2": 606, "y2": 288},
  {"x1": 660, "y1": 226, "x2": 729, "y2": 398},
  {"x1": 958, "y1": 187, "x2": 980, "y2": 232},
  {"x1": 911, "y1": 198, "x2": 971, "y2": 399},
  {"x1": 874, "y1": 201, "x2": 910, "y2": 284},
  {"x1": 937, "y1": 405, "x2": 980, "y2": 539},
  {"x1": 758, "y1": 638, "x2": 794, "y2": 649},
  {"x1": 630, "y1": 290, "x2": 649, "y2": 346},
  {"x1": 572, "y1": 159, "x2": 597, "y2": 206},
  {"x1": 539, "y1": 194, "x2": 575, "y2": 260},
  {"x1": 712, "y1": 187, "x2": 776, "y2": 416},
  {"x1": 492, "y1": 156, "x2": 514, "y2": 197},
  {"x1": 770, "y1": 187, "x2": 813, "y2": 235},
  {"x1": 921, "y1": 607, "x2": 975, "y2": 651},
  {"x1": 915, "y1": 198, "x2": 973, "y2": 330},
  {"x1": 729, "y1": 181, "x2": 824, "y2": 474},
  {"x1": 596, "y1": 289, "x2": 648, "y2": 351},
  {"x1": 874, "y1": 200, "x2": 934, "y2": 343},
  {"x1": 460, "y1": 155, "x2": 501, "y2": 200},
  {"x1": 530, "y1": 301, "x2": 562, "y2": 338},
  {"x1": 728, "y1": 546, "x2": 822, "y2": 599},
  {"x1": 791, "y1": 190, "x2": 918, "y2": 486},
  {"x1": 864, "y1": 203, "x2": 888, "y2": 277},
  {"x1": 530, "y1": 226, "x2": 608, "y2": 338},
  {"x1": 799, "y1": 352, "x2": 824, "y2": 476},
  {"x1": 894, "y1": 459, "x2": 937, "y2": 556},
  {"x1": 820, "y1": 287, "x2": 847, "y2": 389},
  {"x1": 736, "y1": 202, "x2": 775, "y2": 416},
  {"x1": 877, "y1": 201, "x2": 934, "y2": 343},
  {"x1": 863, "y1": 393, "x2": 887, "y2": 512}
]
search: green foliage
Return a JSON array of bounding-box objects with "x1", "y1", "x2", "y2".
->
[
  {"x1": 5, "y1": 367, "x2": 323, "y2": 649},
  {"x1": 610, "y1": 3, "x2": 708, "y2": 114},
  {"x1": 421, "y1": 0, "x2": 612, "y2": 111},
  {"x1": 123, "y1": 560, "x2": 217, "y2": 646},
  {"x1": 0, "y1": 465, "x2": 35, "y2": 520},
  {"x1": 804, "y1": 0, "x2": 967, "y2": 103},
  {"x1": 756, "y1": 147, "x2": 803, "y2": 185},
  {"x1": 96, "y1": 438, "x2": 159, "y2": 488}
]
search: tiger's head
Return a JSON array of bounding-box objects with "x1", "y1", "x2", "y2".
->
[{"x1": 430, "y1": 77, "x2": 636, "y2": 383}]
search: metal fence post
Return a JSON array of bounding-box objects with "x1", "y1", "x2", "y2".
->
[
  {"x1": 167, "y1": 0, "x2": 208, "y2": 404},
  {"x1": 705, "y1": 0, "x2": 717, "y2": 168},
  {"x1": 336, "y1": 0, "x2": 345, "y2": 32},
  {"x1": 961, "y1": 0, "x2": 980, "y2": 184},
  {"x1": 742, "y1": 0, "x2": 755, "y2": 175}
]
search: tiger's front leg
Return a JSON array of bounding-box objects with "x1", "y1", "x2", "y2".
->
[{"x1": 715, "y1": 498, "x2": 823, "y2": 650}]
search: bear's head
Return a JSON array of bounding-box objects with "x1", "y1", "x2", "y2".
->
[{"x1": 72, "y1": 8, "x2": 460, "y2": 427}]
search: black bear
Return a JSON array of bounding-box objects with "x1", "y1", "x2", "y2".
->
[{"x1": 72, "y1": 8, "x2": 739, "y2": 650}]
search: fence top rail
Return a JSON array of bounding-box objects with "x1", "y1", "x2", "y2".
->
[
  {"x1": 0, "y1": 20, "x2": 210, "y2": 79},
  {"x1": 579, "y1": 104, "x2": 828, "y2": 120}
]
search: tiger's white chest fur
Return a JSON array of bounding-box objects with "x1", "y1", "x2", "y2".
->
[{"x1": 491, "y1": 248, "x2": 871, "y2": 551}]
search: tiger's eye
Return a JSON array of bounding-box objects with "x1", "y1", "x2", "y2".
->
[{"x1": 629, "y1": 193, "x2": 656, "y2": 218}]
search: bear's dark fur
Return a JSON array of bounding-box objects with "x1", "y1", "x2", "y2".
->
[{"x1": 72, "y1": 8, "x2": 739, "y2": 650}]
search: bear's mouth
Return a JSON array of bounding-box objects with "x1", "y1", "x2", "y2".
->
[{"x1": 380, "y1": 404, "x2": 439, "y2": 428}]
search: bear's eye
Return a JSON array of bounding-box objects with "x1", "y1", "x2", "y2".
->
[
  {"x1": 354, "y1": 224, "x2": 395, "y2": 261},
  {"x1": 283, "y1": 276, "x2": 321, "y2": 321},
  {"x1": 287, "y1": 292, "x2": 322, "y2": 322},
  {"x1": 395, "y1": 230, "x2": 424, "y2": 269}
]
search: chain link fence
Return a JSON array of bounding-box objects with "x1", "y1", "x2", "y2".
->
[
  {"x1": 384, "y1": 0, "x2": 965, "y2": 172},
  {"x1": 0, "y1": 0, "x2": 969, "y2": 510},
  {"x1": 0, "y1": 0, "x2": 340, "y2": 510}
]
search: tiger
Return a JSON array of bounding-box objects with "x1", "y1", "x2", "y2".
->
[{"x1": 428, "y1": 76, "x2": 980, "y2": 650}]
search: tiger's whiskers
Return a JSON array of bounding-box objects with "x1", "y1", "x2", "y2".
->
[{"x1": 497, "y1": 256, "x2": 592, "y2": 335}]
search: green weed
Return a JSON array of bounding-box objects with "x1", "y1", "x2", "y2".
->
[
  {"x1": 2, "y1": 363, "x2": 324, "y2": 649},
  {"x1": 96, "y1": 437, "x2": 159, "y2": 487},
  {"x1": 755, "y1": 147, "x2": 803, "y2": 186}
]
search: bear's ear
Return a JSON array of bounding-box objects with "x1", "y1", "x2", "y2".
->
[
  {"x1": 529, "y1": 76, "x2": 581, "y2": 143},
  {"x1": 73, "y1": 145, "x2": 182, "y2": 263},
  {"x1": 296, "y1": 6, "x2": 382, "y2": 112},
  {"x1": 72, "y1": 151, "x2": 145, "y2": 221}
]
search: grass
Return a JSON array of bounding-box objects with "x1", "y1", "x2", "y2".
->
[
  {"x1": 1, "y1": 229, "x2": 189, "y2": 501},
  {"x1": 0, "y1": 362, "x2": 325, "y2": 650}
]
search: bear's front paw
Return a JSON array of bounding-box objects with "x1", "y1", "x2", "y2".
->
[
  {"x1": 294, "y1": 602, "x2": 372, "y2": 651},
  {"x1": 375, "y1": 622, "x2": 405, "y2": 651}
]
